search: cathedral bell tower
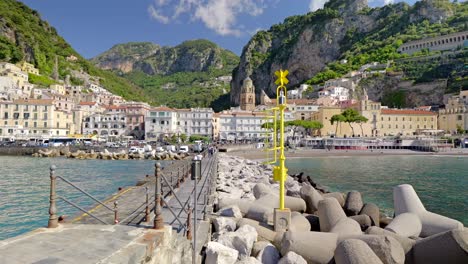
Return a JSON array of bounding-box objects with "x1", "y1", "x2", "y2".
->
[{"x1": 240, "y1": 77, "x2": 255, "y2": 111}]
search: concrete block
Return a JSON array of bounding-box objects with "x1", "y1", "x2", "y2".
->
[
  {"x1": 246, "y1": 203, "x2": 273, "y2": 223},
  {"x1": 330, "y1": 218, "x2": 363, "y2": 236},
  {"x1": 318, "y1": 198, "x2": 347, "y2": 232},
  {"x1": 255, "y1": 242, "x2": 280, "y2": 264},
  {"x1": 253, "y1": 183, "x2": 274, "y2": 199},
  {"x1": 218, "y1": 198, "x2": 253, "y2": 216},
  {"x1": 385, "y1": 213, "x2": 422, "y2": 238},
  {"x1": 359, "y1": 203, "x2": 380, "y2": 226},
  {"x1": 339, "y1": 234, "x2": 405, "y2": 264},
  {"x1": 206, "y1": 241, "x2": 239, "y2": 264},
  {"x1": 349, "y1": 215, "x2": 372, "y2": 231},
  {"x1": 380, "y1": 217, "x2": 393, "y2": 229},
  {"x1": 335, "y1": 239, "x2": 384, "y2": 264},
  {"x1": 344, "y1": 191, "x2": 364, "y2": 216},
  {"x1": 280, "y1": 230, "x2": 338, "y2": 264},
  {"x1": 218, "y1": 225, "x2": 258, "y2": 259},
  {"x1": 324, "y1": 192, "x2": 346, "y2": 207},
  {"x1": 299, "y1": 185, "x2": 323, "y2": 214},
  {"x1": 366, "y1": 226, "x2": 416, "y2": 254},
  {"x1": 237, "y1": 218, "x2": 281, "y2": 247},
  {"x1": 235, "y1": 257, "x2": 262, "y2": 264},
  {"x1": 289, "y1": 212, "x2": 311, "y2": 232},
  {"x1": 256, "y1": 194, "x2": 307, "y2": 213},
  {"x1": 393, "y1": 184, "x2": 464, "y2": 237},
  {"x1": 274, "y1": 208, "x2": 292, "y2": 232},
  {"x1": 407, "y1": 228, "x2": 468, "y2": 264},
  {"x1": 219, "y1": 205, "x2": 243, "y2": 219},
  {"x1": 278, "y1": 251, "x2": 307, "y2": 264}
]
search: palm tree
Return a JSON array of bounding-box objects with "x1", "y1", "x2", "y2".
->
[{"x1": 330, "y1": 114, "x2": 346, "y2": 136}]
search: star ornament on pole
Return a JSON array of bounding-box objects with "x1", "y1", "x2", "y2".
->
[{"x1": 275, "y1": 69, "x2": 289, "y2": 87}]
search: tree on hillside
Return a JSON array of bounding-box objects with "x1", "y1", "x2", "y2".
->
[{"x1": 330, "y1": 114, "x2": 346, "y2": 136}]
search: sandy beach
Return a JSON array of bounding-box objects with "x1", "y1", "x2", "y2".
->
[{"x1": 225, "y1": 147, "x2": 468, "y2": 160}]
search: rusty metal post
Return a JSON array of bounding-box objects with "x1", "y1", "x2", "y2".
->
[
  {"x1": 177, "y1": 167, "x2": 180, "y2": 188},
  {"x1": 48, "y1": 165, "x2": 58, "y2": 228},
  {"x1": 186, "y1": 205, "x2": 192, "y2": 240},
  {"x1": 169, "y1": 171, "x2": 173, "y2": 195},
  {"x1": 145, "y1": 186, "x2": 150, "y2": 222},
  {"x1": 114, "y1": 200, "x2": 119, "y2": 224},
  {"x1": 154, "y1": 163, "x2": 164, "y2": 229}
]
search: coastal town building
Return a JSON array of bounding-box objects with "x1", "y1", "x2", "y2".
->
[
  {"x1": 0, "y1": 99, "x2": 75, "y2": 139},
  {"x1": 145, "y1": 107, "x2": 178, "y2": 141},
  {"x1": 213, "y1": 110, "x2": 267, "y2": 142},
  {"x1": 124, "y1": 102, "x2": 151, "y2": 139},
  {"x1": 379, "y1": 109, "x2": 438, "y2": 136},
  {"x1": 287, "y1": 84, "x2": 309, "y2": 99},
  {"x1": 82, "y1": 111, "x2": 127, "y2": 138},
  {"x1": 18, "y1": 61, "x2": 40, "y2": 75},
  {"x1": 398, "y1": 31, "x2": 468, "y2": 55},
  {"x1": 240, "y1": 77, "x2": 255, "y2": 111},
  {"x1": 0, "y1": 62, "x2": 29, "y2": 87},
  {"x1": 438, "y1": 90, "x2": 468, "y2": 133}
]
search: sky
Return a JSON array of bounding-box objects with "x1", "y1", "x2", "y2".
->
[{"x1": 18, "y1": 0, "x2": 424, "y2": 58}]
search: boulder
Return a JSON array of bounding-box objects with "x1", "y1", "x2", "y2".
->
[
  {"x1": 237, "y1": 218, "x2": 281, "y2": 246},
  {"x1": 335, "y1": 239, "x2": 384, "y2": 264},
  {"x1": 278, "y1": 251, "x2": 307, "y2": 264},
  {"x1": 218, "y1": 225, "x2": 258, "y2": 258},
  {"x1": 339, "y1": 234, "x2": 405, "y2": 264},
  {"x1": 213, "y1": 217, "x2": 237, "y2": 233},
  {"x1": 318, "y1": 198, "x2": 347, "y2": 232},
  {"x1": 251, "y1": 241, "x2": 271, "y2": 257},
  {"x1": 289, "y1": 212, "x2": 311, "y2": 232},
  {"x1": 219, "y1": 205, "x2": 243, "y2": 219},
  {"x1": 255, "y1": 242, "x2": 280, "y2": 264},
  {"x1": 324, "y1": 192, "x2": 346, "y2": 207},
  {"x1": 280, "y1": 230, "x2": 338, "y2": 264},
  {"x1": 365, "y1": 226, "x2": 415, "y2": 254},
  {"x1": 393, "y1": 184, "x2": 463, "y2": 237},
  {"x1": 235, "y1": 257, "x2": 261, "y2": 264},
  {"x1": 359, "y1": 203, "x2": 380, "y2": 227},
  {"x1": 349, "y1": 215, "x2": 373, "y2": 231},
  {"x1": 344, "y1": 191, "x2": 364, "y2": 216},
  {"x1": 206, "y1": 241, "x2": 239, "y2": 264},
  {"x1": 299, "y1": 185, "x2": 323, "y2": 214},
  {"x1": 407, "y1": 228, "x2": 468, "y2": 264},
  {"x1": 385, "y1": 213, "x2": 422, "y2": 238}
]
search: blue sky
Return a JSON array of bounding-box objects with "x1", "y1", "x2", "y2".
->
[{"x1": 18, "y1": 0, "x2": 423, "y2": 58}]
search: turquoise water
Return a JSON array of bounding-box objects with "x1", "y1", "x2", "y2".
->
[
  {"x1": 0, "y1": 157, "x2": 161, "y2": 241},
  {"x1": 286, "y1": 155, "x2": 468, "y2": 226},
  {"x1": 0, "y1": 155, "x2": 466, "y2": 241}
]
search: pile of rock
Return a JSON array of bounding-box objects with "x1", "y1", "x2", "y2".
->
[
  {"x1": 206, "y1": 154, "x2": 467, "y2": 264},
  {"x1": 32, "y1": 149, "x2": 189, "y2": 160}
]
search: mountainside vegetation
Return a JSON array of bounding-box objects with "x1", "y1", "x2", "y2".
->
[
  {"x1": 0, "y1": 0, "x2": 145, "y2": 102},
  {"x1": 231, "y1": 0, "x2": 467, "y2": 106},
  {"x1": 91, "y1": 39, "x2": 239, "y2": 110}
]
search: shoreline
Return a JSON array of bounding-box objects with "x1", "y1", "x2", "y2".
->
[{"x1": 225, "y1": 148, "x2": 468, "y2": 160}]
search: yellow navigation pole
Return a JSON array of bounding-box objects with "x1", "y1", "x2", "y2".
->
[{"x1": 272, "y1": 69, "x2": 291, "y2": 232}]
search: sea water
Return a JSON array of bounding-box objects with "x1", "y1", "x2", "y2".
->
[
  {"x1": 286, "y1": 155, "x2": 467, "y2": 225},
  {"x1": 0, "y1": 155, "x2": 466, "y2": 241}
]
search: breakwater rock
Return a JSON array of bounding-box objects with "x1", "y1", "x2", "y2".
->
[
  {"x1": 31, "y1": 148, "x2": 189, "y2": 160},
  {"x1": 206, "y1": 154, "x2": 467, "y2": 264}
]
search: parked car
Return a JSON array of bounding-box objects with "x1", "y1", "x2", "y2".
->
[
  {"x1": 166, "y1": 145, "x2": 176, "y2": 152},
  {"x1": 155, "y1": 146, "x2": 165, "y2": 152},
  {"x1": 129, "y1": 147, "x2": 144, "y2": 154},
  {"x1": 179, "y1": 145, "x2": 189, "y2": 153}
]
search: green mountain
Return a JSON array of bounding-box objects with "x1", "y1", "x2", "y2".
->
[
  {"x1": 91, "y1": 40, "x2": 239, "y2": 110},
  {"x1": 0, "y1": 0, "x2": 145, "y2": 102},
  {"x1": 231, "y1": 0, "x2": 467, "y2": 106}
]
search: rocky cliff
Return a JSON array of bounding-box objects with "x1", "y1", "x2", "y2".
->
[
  {"x1": 91, "y1": 39, "x2": 239, "y2": 76},
  {"x1": 230, "y1": 0, "x2": 462, "y2": 105}
]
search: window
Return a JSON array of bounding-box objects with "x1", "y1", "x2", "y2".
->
[
  {"x1": 43, "y1": 113, "x2": 48, "y2": 120},
  {"x1": 34, "y1": 122, "x2": 37, "y2": 128},
  {"x1": 24, "y1": 113, "x2": 30, "y2": 119},
  {"x1": 13, "y1": 113, "x2": 19, "y2": 119},
  {"x1": 44, "y1": 122, "x2": 48, "y2": 127},
  {"x1": 4, "y1": 113, "x2": 8, "y2": 119},
  {"x1": 457, "y1": 115, "x2": 462, "y2": 121},
  {"x1": 25, "y1": 122, "x2": 28, "y2": 127},
  {"x1": 57, "y1": 122, "x2": 59, "y2": 128},
  {"x1": 34, "y1": 113, "x2": 37, "y2": 119}
]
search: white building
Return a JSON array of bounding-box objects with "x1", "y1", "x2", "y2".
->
[
  {"x1": 213, "y1": 111, "x2": 268, "y2": 142},
  {"x1": 145, "y1": 107, "x2": 214, "y2": 141},
  {"x1": 318, "y1": 86, "x2": 350, "y2": 102},
  {"x1": 82, "y1": 112, "x2": 127, "y2": 138},
  {"x1": 287, "y1": 84, "x2": 309, "y2": 99}
]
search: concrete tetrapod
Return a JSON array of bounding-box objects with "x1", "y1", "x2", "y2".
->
[
  {"x1": 335, "y1": 239, "x2": 384, "y2": 264},
  {"x1": 339, "y1": 234, "x2": 405, "y2": 264},
  {"x1": 407, "y1": 228, "x2": 468, "y2": 264},
  {"x1": 290, "y1": 212, "x2": 312, "y2": 232},
  {"x1": 299, "y1": 185, "x2": 323, "y2": 214},
  {"x1": 330, "y1": 218, "x2": 363, "y2": 236},
  {"x1": 256, "y1": 194, "x2": 307, "y2": 213},
  {"x1": 318, "y1": 198, "x2": 347, "y2": 232},
  {"x1": 323, "y1": 192, "x2": 346, "y2": 207},
  {"x1": 344, "y1": 191, "x2": 364, "y2": 216},
  {"x1": 278, "y1": 251, "x2": 307, "y2": 264},
  {"x1": 384, "y1": 213, "x2": 422, "y2": 238},
  {"x1": 349, "y1": 215, "x2": 373, "y2": 231},
  {"x1": 366, "y1": 226, "x2": 416, "y2": 254},
  {"x1": 217, "y1": 198, "x2": 253, "y2": 216},
  {"x1": 237, "y1": 218, "x2": 283, "y2": 247},
  {"x1": 253, "y1": 183, "x2": 274, "y2": 199},
  {"x1": 393, "y1": 184, "x2": 464, "y2": 237},
  {"x1": 359, "y1": 203, "x2": 380, "y2": 227},
  {"x1": 255, "y1": 242, "x2": 280, "y2": 264},
  {"x1": 246, "y1": 203, "x2": 273, "y2": 223},
  {"x1": 280, "y1": 230, "x2": 338, "y2": 264}
]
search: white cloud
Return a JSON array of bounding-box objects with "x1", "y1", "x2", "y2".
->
[
  {"x1": 148, "y1": 0, "x2": 268, "y2": 36},
  {"x1": 383, "y1": 0, "x2": 395, "y2": 5},
  {"x1": 148, "y1": 5, "x2": 170, "y2": 24},
  {"x1": 309, "y1": 0, "x2": 329, "y2": 12}
]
